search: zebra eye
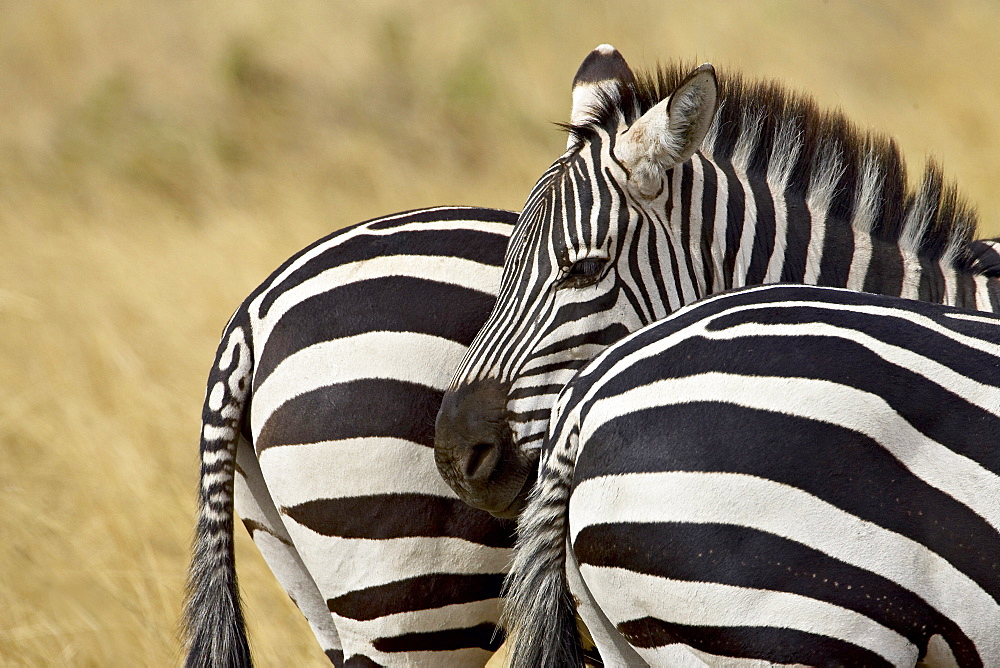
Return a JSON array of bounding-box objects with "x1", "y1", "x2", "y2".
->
[{"x1": 559, "y1": 257, "x2": 607, "y2": 288}]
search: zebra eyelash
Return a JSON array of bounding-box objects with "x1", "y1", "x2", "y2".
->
[{"x1": 557, "y1": 257, "x2": 608, "y2": 289}]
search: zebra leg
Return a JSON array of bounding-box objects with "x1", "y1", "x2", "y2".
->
[
  {"x1": 233, "y1": 435, "x2": 344, "y2": 665},
  {"x1": 183, "y1": 323, "x2": 254, "y2": 667}
]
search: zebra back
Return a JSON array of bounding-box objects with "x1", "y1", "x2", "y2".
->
[{"x1": 509, "y1": 283, "x2": 1000, "y2": 666}]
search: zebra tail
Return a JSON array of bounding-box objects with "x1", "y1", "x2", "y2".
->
[
  {"x1": 502, "y1": 424, "x2": 585, "y2": 668},
  {"x1": 183, "y1": 313, "x2": 254, "y2": 668}
]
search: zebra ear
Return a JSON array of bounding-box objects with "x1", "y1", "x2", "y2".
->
[
  {"x1": 615, "y1": 64, "x2": 718, "y2": 198},
  {"x1": 568, "y1": 45, "x2": 636, "y2": 143}
]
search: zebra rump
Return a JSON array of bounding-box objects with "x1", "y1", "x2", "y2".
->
[
  {"x1": 183, "y1": 206, "x2": 516, "y2": 666},
  {"x1": 506, "y1": 283, "x2": 1000, "y2": 667}
]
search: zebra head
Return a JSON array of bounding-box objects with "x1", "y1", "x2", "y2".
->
[{"x1": 435, "y1": 46, "x2": 719, "y2": 516}]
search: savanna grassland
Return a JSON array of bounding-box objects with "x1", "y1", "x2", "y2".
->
[{"x1": 2, "y1": 1, "x2": 1000, "y2": 665}]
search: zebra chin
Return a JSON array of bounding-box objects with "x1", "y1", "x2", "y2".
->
[{"x1": 435, "y1": 378, "x2": 540, "y2": 518}]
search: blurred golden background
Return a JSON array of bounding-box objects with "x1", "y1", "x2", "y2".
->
[{"x1": 2, "y1": 1, "x2": 999, "y2": 664}]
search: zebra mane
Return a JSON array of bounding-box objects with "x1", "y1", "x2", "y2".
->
[{"x1": 567, "y1": 61, "x2": 994, "y2": 277}]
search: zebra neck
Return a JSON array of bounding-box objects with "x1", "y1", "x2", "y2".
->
[
  {"x1": 689, "y1": 200, "x2": 998, "y2": 313},
  {"x1": 665, "y1": 158, "x2": 996, "y2": 312}
]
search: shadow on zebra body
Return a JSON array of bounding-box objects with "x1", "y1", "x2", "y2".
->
[
  {"x1": 506, "y1": 283, "x2": 1000, "y2": 667},
  {"x1": 182, "y1": 206, "x2": 520, "y2": 667}
]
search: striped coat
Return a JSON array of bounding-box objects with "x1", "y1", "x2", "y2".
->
[
  {"x1": 184, "y1": 207, "x2": 516, "y2": 667},
  {"x1": 505, "y1": 283, "x2": 1000, "y2": 667}
]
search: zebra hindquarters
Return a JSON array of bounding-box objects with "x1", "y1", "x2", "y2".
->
[
  {"x1": 561, "y1": 285, "x2": 1000, "y2": 667},
  {"x1": 233, "y1": 434, "x2": 344, "y2": 664},
  {"x1": 251, "y1": 329, "x2": 515, "y2": 666}
]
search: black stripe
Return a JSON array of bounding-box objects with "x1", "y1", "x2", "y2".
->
[
  {"x1": 618, "y1": 222, "x2": 654, "y2": 322},
  {"x1": 283, "y1": 494, "x2": 515, "y2": 548},
  {"x1": 257, "y1": 226, "x2": 509, "y2": 318},
  {"x1": 779, "y1": 192, "x2": 810, "y2": 283},
  {"x1": 697, "y1": 155, "x2": 719, "y2": 293},
  {"x1": 342, "y1": 653, "x2": 377, "y2": 667},
  {"x1": 616, "y1": 617, "x2": 893, "y2": 667},
  {"x1": 918, "y1": 253, "x2": 946, "y2": 302},
  {"x1": 990, "y1": 280, "x2": 1000, "y2": 313},
  {"x1": 254, "y1": 277, "x2": 493, "y2": 387},
  {"x1": 327, "y1": 573, "x2": 505, "y2": 621},
  {"x1": 864, "y1": 243, "x2": 904, "y2": 296},
  {"x1": 956, "y1": 271, "x2": 979, "y2": 309},
  {"x1": 326, "y1": 648, "x2": 345, "y2": 667},
  {"x1": 648, "y1": 214, "x2": 675, "y2": 312},
  {"x1": 676, "y1": 163, "x2": 700, "y2": 298},
  {"x1": 365, "y1": 206, "x2": 517, "y2": 229},
  {"x1": 543, "y1": 303, "x2": 630, "y2": 353},
  {"x1": 576, "y1": 522, "x2": 976, "y2": 664},
  {"x1": 373, "y1": 622, "x2": 504, "y2": 653},
  {"x1": 575, "y1": 399, "x2": 1000, "y2": 599},
  {"x1": 717, "y1": 159, "x2": 745, "y2": 288},
  {"x1": 816, "y1": 213, "x2": 855, "y2": 287},
  {"x1": 744, "y1": 172, "x2": 775, "y2": 285},
  {"x1": 256, "y1": 379, "x2": 442, "y2": 452},
  {"x1": 704, "y1": 295, "x2": 1000, "y2": 386}
]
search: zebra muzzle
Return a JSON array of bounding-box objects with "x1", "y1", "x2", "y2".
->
[{"x1": 435, "y1": 379, "x2": 536, "y2": 518}]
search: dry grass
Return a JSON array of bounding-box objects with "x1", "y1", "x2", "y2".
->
[{"x1": 2, "y1": 1, "x2": 999, "y2": 665}]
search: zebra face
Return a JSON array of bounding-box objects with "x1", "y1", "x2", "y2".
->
[{"x1": 436, "y1": 47, "x2": 718, "y2": 516}]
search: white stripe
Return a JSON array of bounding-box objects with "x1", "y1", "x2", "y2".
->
[
  {"x1": 207, "y1": 382, "x2": 225, "y2": 411},
  {"x1": 975, "y1": 273, "x2": 993, "y2": 312},
  {"x1": 282, "y1": 528, "x2": 510, "y2": 599},
  {"x1": 334, "y1": 601, "x2": 500, "y2": 666},
  {"x1": 940, "y1": 257, "x2": 958, "y2": 307},
  {"x1": 251, "y1": 331, "x2": 467, "y2": 435},
  {"x1": 635, "y1": 643, "x2": 811, "y2": 667},
  {"x1": 582, "y1": 373, "x2": 1000, "y2": 532},
  {"x1": 250, "y1": 254, "x2": 501, "y2": 351},
  {"x1": 900, "y1": 250, "x2": 921, "y2": 300},
  {"x1": 671, "y1": 165, "x2": 698, "y2": 305},
  {"x1": 688, "y1": 156, "x2": 707, "y2": 297},
  {"x1": 201, "y1": 424, "x2": 233, "y2": 442},
  {"x1": 258, "y1": 437, "x2": 456, "y2": 505},
  {"x1": 578, "y1": 563, "x2": 915, "y2": 666},
  {"x1": 846, "y1": 234, "x2": 873, "y2": 292},
  {"x1": 846, "y1": 154, "x2": 879, "y2": 292},
  {"x1": 570, "y1": 471, "x2": 1000, "y2": 660},
  {"x1": 763, "y1": 118, "x2": 800, "y2": 283},
  {"x1": 200, "y1": 447, "x2": 231, "y2": 467},
  {"x1": 253, "y1": 212, "x2": 509, "y2": 309},
  {"x1": 944, "y1": 311, "x2": 1000, "y2": 326},
  {"x1": 704, "y1": 319, "x2": 1000, "y2": 416},
  {"x1": 731, "y1": 111, "x2": 761, "y2": 287},
  {"x1": 217, "y1": 327, "x2": 246, "y2": 371},
  {"x1": 802, "y1": 145, "x2": 840, "y2": 284},
  {"x1": 711, "y1": 162, "x2": 729, "y2": 289}
]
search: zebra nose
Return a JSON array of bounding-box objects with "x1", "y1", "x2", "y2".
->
[{"x1": 435, "y1": 380, "x2": 527, "y2": 516}]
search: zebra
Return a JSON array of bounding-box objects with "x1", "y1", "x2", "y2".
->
[
  {"x1": 434, "y1": 44, "x2": 1000, "y2": 518},
  {"x1": 183, "y1": 206, "x2": 519, "y2": 667},
  {"x1": 503, "y1": 283, "x2": 1000, "y2": 667}
]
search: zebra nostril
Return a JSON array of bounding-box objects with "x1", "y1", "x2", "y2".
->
[{"x1": 463, "y1": 442, "x2": 501, "y2": 482}]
